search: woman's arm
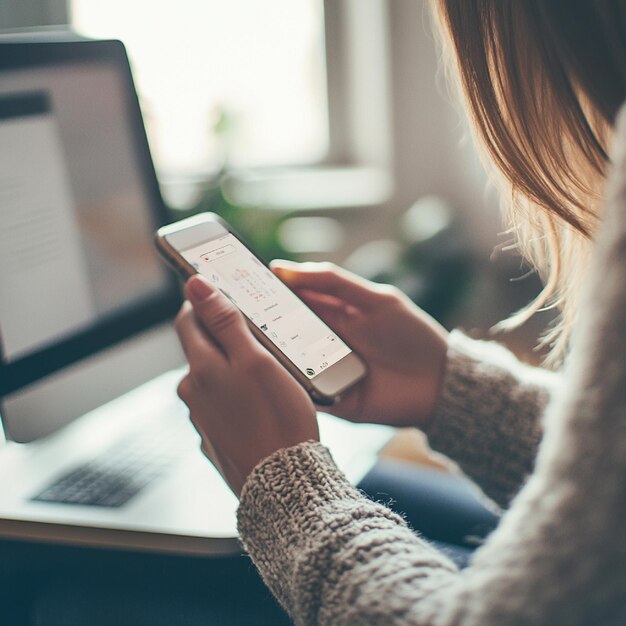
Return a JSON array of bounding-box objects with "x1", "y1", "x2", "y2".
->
[
  {"x1": 270, "y1": 263, "x2": 557, "y2": 509},
  {"x1": 426, "y1": 331, "x2": 559, "y2": 508},
  {"x1": 237, "y1": 108, "x2": 626, "y2": 626}
]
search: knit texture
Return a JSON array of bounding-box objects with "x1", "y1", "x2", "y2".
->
[
  {"x1": 237, "y1": 105, "x2": 626, "y2": 625},
  {"x1": 426, "y1": 330, "x2": 558, "y2": 508}
]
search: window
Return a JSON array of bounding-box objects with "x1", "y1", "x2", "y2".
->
[
  {"x1": 4, "y1": 1, "x2": 393, "y2": 213},
  {"x1": 70, "y1": 0, "x2": 329, "y2": 174}
]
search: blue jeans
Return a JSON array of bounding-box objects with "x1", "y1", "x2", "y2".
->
[{"x1": 358, "y1": 460, "x2": 500, "y2": 568}]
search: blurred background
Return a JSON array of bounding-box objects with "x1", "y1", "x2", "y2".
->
[{"x1": 1, "y1": 0, "x2": 554, "y2": 364}]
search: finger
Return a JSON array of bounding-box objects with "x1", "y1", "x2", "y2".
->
[
  {"x1": 175, "y1": 302, "x2": 222, "y2": 367},
  {"x1": 270, "y1": 260, "x2": 380, "y2": 310},
  {"x1": 185, "y1": 274, "x2": 256, "y2": 357},
  {"x1": 200, "y1": 440, "x2": 219, "y2": 469},
  {"x1": 315, "y1": 386, "x2": 362, "y2": 422},
  {"x1": 176, "y1": 374, "x2": 192, "y2": 404},
  {"x1": 294, "y1": 289, "x2": 358, "y2": 337},
  {"x1": 190, "y1": 419, "x2": 219, "y2": 469},
  {"x1": 294, "y1": 288, "x2": 345, "y2": 310}
]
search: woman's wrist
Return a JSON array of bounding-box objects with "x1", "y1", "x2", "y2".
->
[{"x1": 414, "y1": 327, "x2": 449, "y2": 431}]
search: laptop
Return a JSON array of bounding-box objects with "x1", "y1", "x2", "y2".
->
[{"x1": 0, "y1": 38, "x2": 392, "y2": 556}]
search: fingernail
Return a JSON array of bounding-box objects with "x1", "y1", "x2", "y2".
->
[{"x1": 187, "y1": 275, "x2": 214, "y2": 302}]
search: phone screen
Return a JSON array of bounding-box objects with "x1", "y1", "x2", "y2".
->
[{"x1": 180, "y1": 233, "x2": 352, "y2": 379}]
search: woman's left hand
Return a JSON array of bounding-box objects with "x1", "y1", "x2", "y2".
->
[{"x1": 175, "y1": 274, "x2": 319, "y2": 496}]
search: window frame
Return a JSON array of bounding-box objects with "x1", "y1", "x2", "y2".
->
[
  {"x1": 1, "y1": 0, "x2": 394, "y2": 212},
  {"x1": 229, "y1": 0, "x2": 394, "y2": 211}
]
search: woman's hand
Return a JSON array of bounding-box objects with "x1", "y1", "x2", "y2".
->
[
  {"x1": 271, "y1": 260, "x2": 449, "y2": 429},
  {"x1": 175, "y1": 275, "x2": 318, "y2": 497}
]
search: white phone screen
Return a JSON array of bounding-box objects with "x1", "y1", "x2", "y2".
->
[{"x1": 181, "y1": 233, "x2": 351, "y2": 379}]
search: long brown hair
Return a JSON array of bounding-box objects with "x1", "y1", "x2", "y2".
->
[{"x1": 433, "y1": 0, "x2": 626, "y2": 363}]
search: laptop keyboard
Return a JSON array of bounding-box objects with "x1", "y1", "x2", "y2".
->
[{"x1": 31, "y1": 417, "x2": 193, "y2": 508}]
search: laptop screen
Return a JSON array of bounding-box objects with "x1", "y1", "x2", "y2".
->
[{"x1": 0, "y1": 40, "x2": 180, "y2": 398}]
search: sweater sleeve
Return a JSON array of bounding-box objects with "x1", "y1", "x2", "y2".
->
[
  {"x1": 237, "y1": 107, "x2": 626, "y2": 626},
  {"x1": 425, "y1": 330, "x2": 558, "y2": 508}
]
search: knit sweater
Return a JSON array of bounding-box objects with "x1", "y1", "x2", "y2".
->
[{"x1": 237, "y1": 107, "x2": 626, "y2": 626}]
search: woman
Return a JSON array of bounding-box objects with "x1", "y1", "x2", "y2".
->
[{"x1": 175, "y1": 1, "x2": 626, "y2": 624}]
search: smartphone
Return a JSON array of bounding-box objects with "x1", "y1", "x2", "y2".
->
[{"x1": 155, "y1": 212, "x2": 367, "y2": 405}]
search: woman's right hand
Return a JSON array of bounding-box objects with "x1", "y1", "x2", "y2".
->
[{"x1": 271, "y1": 260, "x2": 449, "y2": 430}]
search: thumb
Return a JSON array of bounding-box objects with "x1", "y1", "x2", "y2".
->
[
  {"x1": 270, "y1": 260, "x2": 380, "y2": 311},
  {"x1": 185, "y1": 274, "x2": 255, "y2": 355}
]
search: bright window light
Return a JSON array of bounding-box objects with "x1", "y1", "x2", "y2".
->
[{"x1": 70, "y1": 0, "x2": 329, "y2": 173}]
